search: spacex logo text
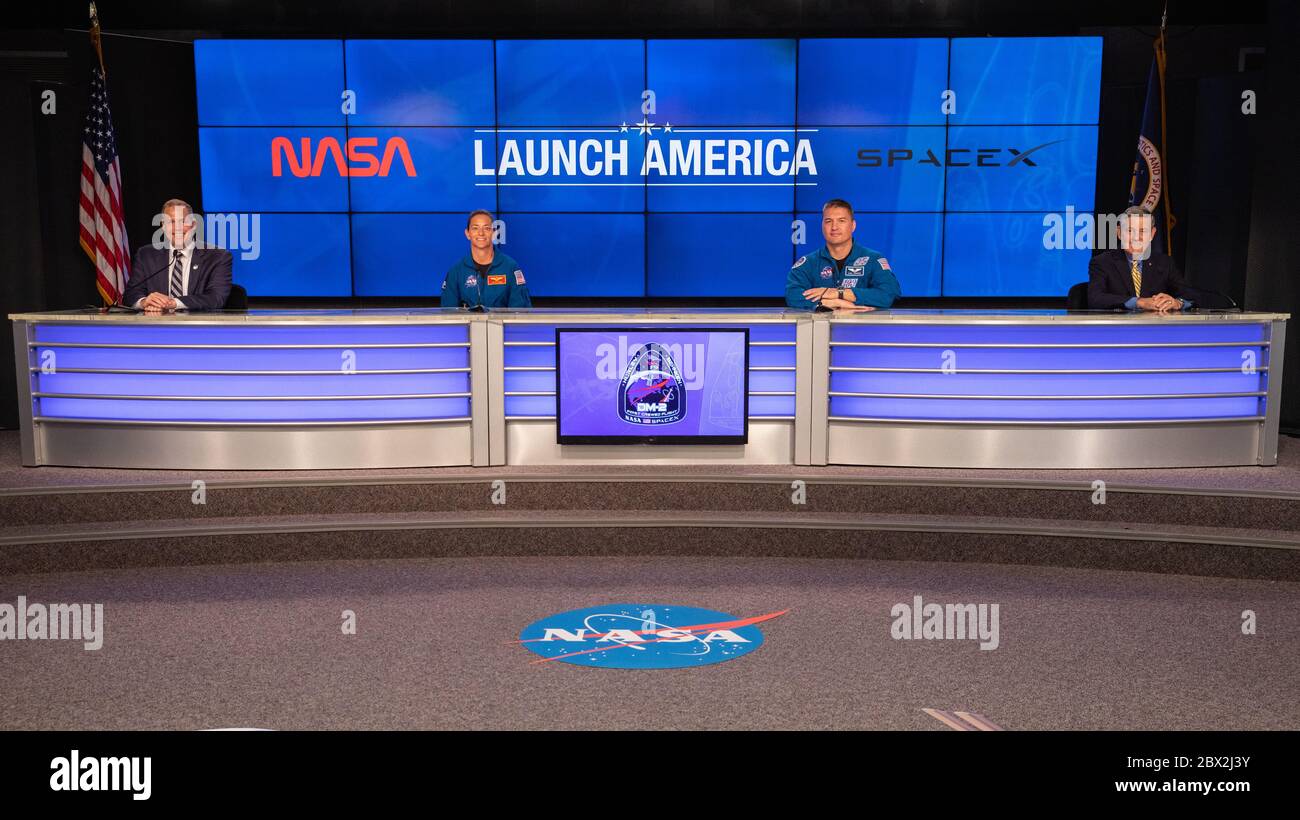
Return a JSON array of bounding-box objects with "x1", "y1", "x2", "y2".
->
[
  {"x1": 271, "y1": 136, "x2": 416, "y2": 177},
  {"x1": 517, "y1": 604, "x2": 788, "y2": 668},
  {"x1": 856, "y1": 141, "x2": 1062, "y2": 168}
]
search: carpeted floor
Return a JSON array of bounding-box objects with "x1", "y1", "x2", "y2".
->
[{"x1": 2, "y1": 554, "x2": 1296, "y2": 730}]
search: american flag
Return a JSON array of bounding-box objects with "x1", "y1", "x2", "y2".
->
[{"x1": 78, "y1": 64, "x2": 130, "y2": 305}]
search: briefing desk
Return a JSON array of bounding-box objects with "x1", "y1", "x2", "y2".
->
[{"x1": 9, "y1": 308, "x2": 1289, "y2": 470}]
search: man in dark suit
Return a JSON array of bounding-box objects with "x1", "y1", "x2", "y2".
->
[
  {"x1": 1087, "y1": 206, "x2": 1192, "y2": 311},
  {"x1": 124, "y1": 199, "x2": 232, "y2": 313}
]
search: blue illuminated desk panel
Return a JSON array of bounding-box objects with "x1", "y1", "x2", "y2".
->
[{"x1": 9, "y1": 308, "x2": 1288, "y2": 469}]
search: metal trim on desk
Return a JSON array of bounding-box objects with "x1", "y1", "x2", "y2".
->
[
  {"x1": 794, "y1": 319, "x2": 814, "y2": 466},
  {"x1": 827, "y1": 415, "x2": 1265, "y2": 426},
  {"x1": 12, "y1": 320, "x2": 37, "y2": 466},
  {"x1": 1260, "y1": 319, "x2": 1287, "y2": 465},
  {"x1": 828, "y1": 366, "x2": 1269, "y2": 375},
  {"x1": 30, "y1": 342, "x2": 471, "y2": 350},
  {"x1": 33, "y1": 419, "x2": 474, "y2": 470},
  {"x1": 829, "y1": 341, "x2": 1269, "y2": 349},
  {"x1": 504, "y1": 417, "x2": 796, "y2": 466},
  {"x1": 10, "y1": 314, "x2": 485, "y2": 326},
  {"x1": 13, "y1": 310, "x2": 1287, "y2": 325},
  {"x1": 471, "y1": 320, "x2": 492, "y2": 467},
  {"x1": 33, "y1": 392, "x2": 473, "y2": 402},
  {"x1": 827, "y1": 391, "x2": 1267, "y2": 401},
  {"x1": 826, "y1": 418, "x2": 1265, "y2": 469},
  {"x1": 810, "y1": 318, "x2": 831, "y2": 465},
  {"x1": 33, "y1": 416, "x2": 473, "y2": 427},
  {"x1": 486, "y1": 319, "x2": 507, "y2": 466},
  {"x1": 827, "y1": 313, "x2": 1289, "y2": 325},
  {"x1": 29, "y1": 367, "x2": 472, "y2": 376}
]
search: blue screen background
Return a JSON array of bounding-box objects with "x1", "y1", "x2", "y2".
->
[{"x1": 195, "y1": 37, "x2": 1101, "y2": 297}]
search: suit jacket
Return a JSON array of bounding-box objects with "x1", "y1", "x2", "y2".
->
[
  {"x1": 1087, "y1": 248, "x2": 1189, "y2": 310},
  {"x1": 123, "y1": 244, "x2": 233, "y2": 311}
]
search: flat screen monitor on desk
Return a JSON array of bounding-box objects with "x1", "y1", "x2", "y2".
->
[{"x1": 556, "y1": 327, "x2": 749, "y2": 445}]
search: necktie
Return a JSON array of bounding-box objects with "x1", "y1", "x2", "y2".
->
[
  {"x1": 1130, "y1": 258, "x2": 1142, "y2": 298},
  {"x1": 170, "y1": 249, "x2": 184, "y2": 298}
]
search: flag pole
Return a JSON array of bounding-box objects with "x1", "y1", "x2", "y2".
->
[
  {"x1": 81, "y1": 1, "x2": 129, "y2": 307},
  {"x1": 1156, "y1": 0, "x2": 1174, "y2": 254},
  {"x1": 88, "y1": 2, "x2": 110, "y2": 306},
  {"x1": 88, "y1": 3, "x2": 106, "y2": 75}
]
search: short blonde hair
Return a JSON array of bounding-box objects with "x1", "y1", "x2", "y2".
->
[{"x1": 161, "y1": 198, "x2": 193, "y2": 217}]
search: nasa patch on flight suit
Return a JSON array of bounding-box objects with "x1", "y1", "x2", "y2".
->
[
  {"x1": 465, "y1": 274, "x2": 478, "y2": 287},
  {"x1": 820, "y1": 266, "x2": 834, "y2": 279}
]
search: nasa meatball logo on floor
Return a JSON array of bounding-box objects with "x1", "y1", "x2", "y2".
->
[{"x1": 518, "y1": 604, "x2": 787, "y2": 669}]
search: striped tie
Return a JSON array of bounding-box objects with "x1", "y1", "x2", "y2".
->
[
  {"x1": 1130, "y1": 258, "x2": 1142, "y2": 298},
  {"x1": 169, "y1": 249, "x2": 184, "y2": 298}
]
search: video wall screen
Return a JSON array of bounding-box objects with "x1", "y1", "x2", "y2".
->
[{"x1": 195, "y1": 36, "x2": 1102, "y2": 298}]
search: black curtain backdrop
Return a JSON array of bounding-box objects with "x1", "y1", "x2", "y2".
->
[
  {"x1": 1243, "y1": 0, "x2": 1299, "y2": 431},
  {"x1": 0, "y1": 64, "x2": 47, "y2": 430},
  {"x1": 0, "y1": 4, "x2": 1294, "y2": 430},
  {"x1": 0, "y1": 31, "x2": 198, "y2": 428}
]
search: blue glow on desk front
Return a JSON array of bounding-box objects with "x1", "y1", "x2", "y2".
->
[
  {"x1": 828, "y1": 321, "x2": 1270, "y2": 422},
  {"x1": 30, "y1": 323, "x2": 472, "y2": 423}
]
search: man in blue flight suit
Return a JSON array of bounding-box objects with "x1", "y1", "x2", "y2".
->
[
  {"x1": 441, "y1": 209, "x2": 533, "y2": 308},
  {"x1": 785, "y1": 198, "x2": 901, "y2": 311}
]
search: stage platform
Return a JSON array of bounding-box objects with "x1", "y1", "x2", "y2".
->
[{"x1": 2, "y1": 429, "x2": 1296, "y2": 580}]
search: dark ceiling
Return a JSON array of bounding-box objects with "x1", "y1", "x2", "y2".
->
[{"x1": 1, "y1": 0, "x2": 1272, "y2": 43}]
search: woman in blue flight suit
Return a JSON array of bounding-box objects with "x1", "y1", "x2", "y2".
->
[{"x1": 441, "y1": 209, "x2": 533, "y2": 308}]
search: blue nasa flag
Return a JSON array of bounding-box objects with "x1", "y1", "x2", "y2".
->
[{"x1": 1128, "y1": 32, "x2": 1175, "y2": 253}]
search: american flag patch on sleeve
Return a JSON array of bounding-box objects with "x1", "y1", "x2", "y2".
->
[{"x1": 877, "y1": 257, "x2": 891, "y2": 270}]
